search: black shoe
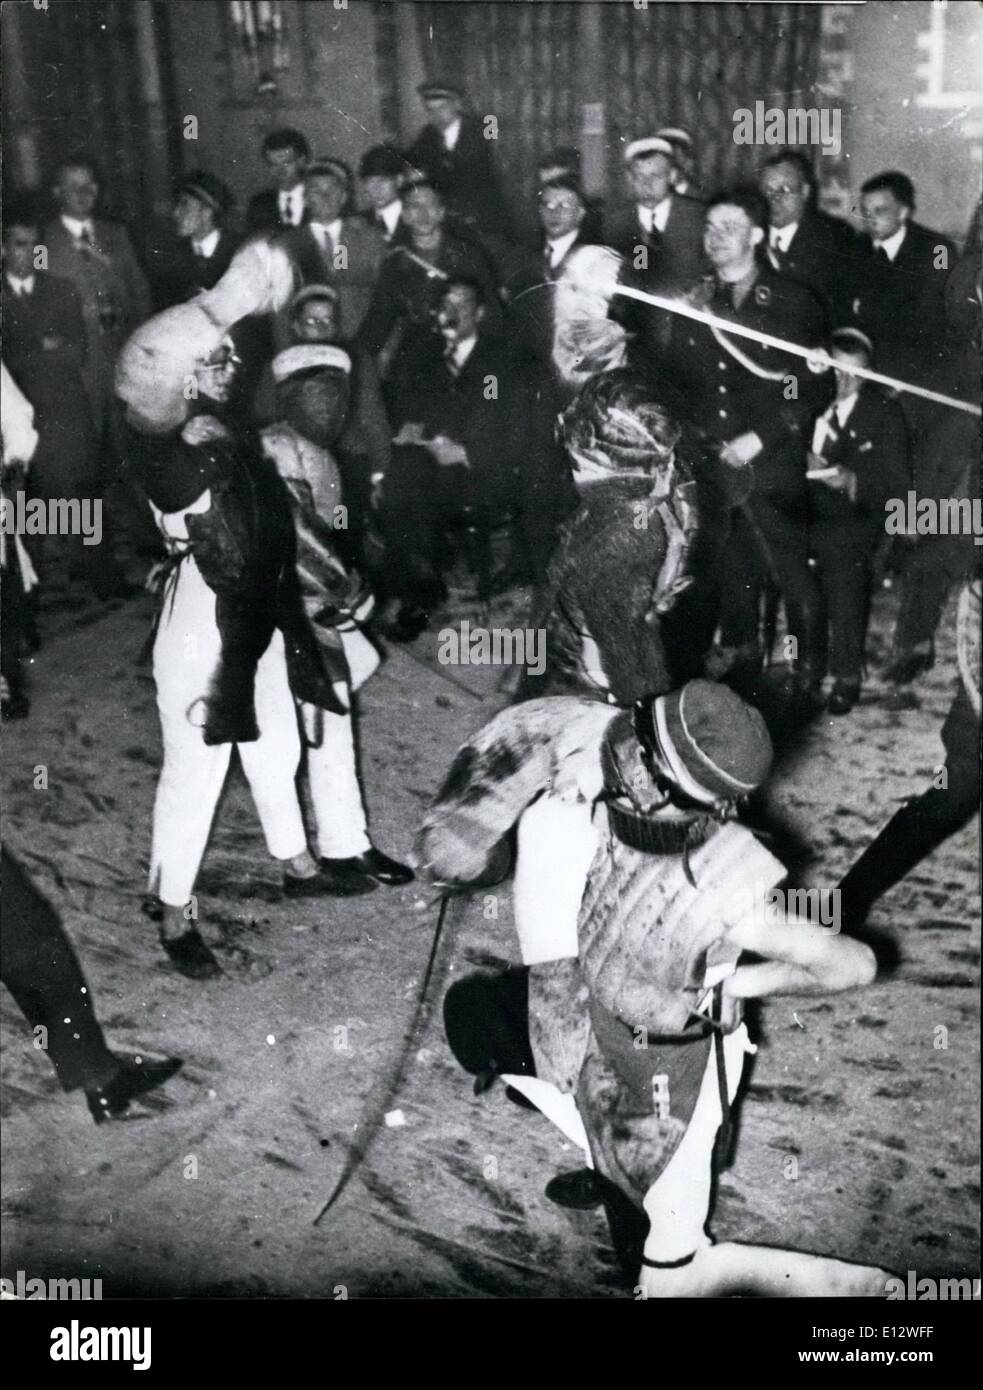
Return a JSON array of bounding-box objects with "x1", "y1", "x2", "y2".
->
[
  {"x1": 284, "y1": 865, "x2": 375, "y2": 898},
  {"x1": 545, "y1": 1168, "x2": 606, "y2": 1210},
  {"x1": 321, "y1": 848, "x2": 415, "y2": 888},
  {"x1": 85, "y1": 1054, "x2": 183, "y2": 1124},
  {"x1": 159, "y1": 926, "x2": 222, "y2": 979},
  {"x1": 141, "y1": 893, "x2": 164, "y2": 922},
  {"x1": 882, "y1": 645, "x2": 934, "y2": 686},
  {"x1": 384, "y1": 605, "x2": 430, "y2": 643},
  {"x1": 828, "y1": 680, "x2": 861, "y2": 716}
]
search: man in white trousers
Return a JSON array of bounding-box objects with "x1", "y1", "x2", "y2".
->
[{"x1": 260, "y1": 340, "x2": 412, "y2": 894}]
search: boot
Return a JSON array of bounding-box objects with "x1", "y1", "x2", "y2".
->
[{"x1": 837, "y1": 792, "x2": 957, "y2": 932}]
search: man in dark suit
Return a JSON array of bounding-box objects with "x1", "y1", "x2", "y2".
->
[
  {"x1": 603, "y1": 137, "x2": 706, "y2": 292},
  {"x1": 536, "y1": 147, "x2": 604, "y2": 242},
  {"x1": 758, "y1": 150, "x2": 862, "y2": 332},
  {"x1": 504, "y1": 176, "x2": 597, "y2": 385},
  {"x1": 42, "y1": 157, "x2": 151, "y2": 448},
  {"x1": 2, "y1": 203, "x2": 125, "y2": 599},
  {"x1": 274, "y1": 158, "x2": 386, "y2": 343},
  {"x1": 660, "y1": 186, "x2": 830, "y2": 706},
  {"x1": 806, "y1": 328, "x2": 911, "y2": 714},
  {"x1": 375, "y1": 275, "x2": 575, "y2": 639},
  {"x1": 406, "y1": 80, "x2": 512, "y2": 241},
  {"x1": 854, "y1": 170, "x2": 956, "y2": 395},
  {"x1": 145, "y1": 171, "x2": 239, "y2": 310},
  {"x1": 357, "y1": 145, "x2": 411, "y2": 245},
  {"x1": 244, "y1": 127, "x2": 311, "y2": 235}
]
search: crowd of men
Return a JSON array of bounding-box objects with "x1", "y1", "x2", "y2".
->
[{"x1": 0, "y1": 80, "x2": 979, "y2": 1125}]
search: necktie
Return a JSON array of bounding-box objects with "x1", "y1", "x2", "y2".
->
[
  {"x1": 282, "y1": 193, "x2": 294, "y2": 226},
  {"x1": 874, "y1": 244, "x2": 889, "y2": 263},
  {"x1": 78, "y1": 224, "x2": 95, "y2": 248}
]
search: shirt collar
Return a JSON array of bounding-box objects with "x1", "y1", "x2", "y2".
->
[
  {"x1": 6, "y1": 271, "x2": 35, "y2": 294},
  {"x1": 547, "y1": 228, "x2": 579, "y2": 266},
  {"x1": 835, "y1": 391, "x2": 859, "y2": 426},
  {"x1": 637, "y1": 197, "x2": 672, "y2": 234},
  {"x1": 310, "y1": 218, "x2": 343, "y2": 242},
  {"x1": 379, "y1": 200, "x2": 402, "y2": 236},
  {"x1": 770, "y1": 221, "x2": 798, "y2": 252},
  {"x1": 875, "y1": 224, "x2": 907, "y2": 262},
  {"x1": 192, "y1": 228, "x2": 221, "y2": 258},
  {"x1": 61, "y1": 214, "x2": 94, "y2": 239},
  {"x1": 450, "y1": 333, "x2": 478, "y2": 369},
  {"x1": 442, "y1": 117, "x2": 462, "y2": 151}
]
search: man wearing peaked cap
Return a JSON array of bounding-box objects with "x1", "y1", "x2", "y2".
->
[
  {"x1": 603, "y1": 135, "x2": 706, "y2": 297},
  {"x1": 260, "y1": 342, "x2": 414, "y2": 894},
  {"x1": 274, "y1": 158, "x2": 385, "y2": 341},
  {"x1": 406, "y1": 78, "x2": 511, "y2": 239},
  {"x1": 419, "y1": 676, "x2": 884, "y2": 1296}
]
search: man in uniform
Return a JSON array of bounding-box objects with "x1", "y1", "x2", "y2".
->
[
  {"x1": 406, "y1": 80, "x2": 511, "y2": 241},
  {"x1": 659, "y1": 186, "x2": 829, "y2": 707}
]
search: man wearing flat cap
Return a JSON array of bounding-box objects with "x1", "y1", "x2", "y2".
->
[
  {"x1": 603, "y1": 137, "x2": 706, "y2": 295},
  {"x1": 275, "y1": 158, "x2": 386, "y2": 341},
  {"x1": 406, "y1": 80, "x2": 511, "y2": 241},
  {"x1": 146, "y1": 170, "x2": 240, "y2": 310}
]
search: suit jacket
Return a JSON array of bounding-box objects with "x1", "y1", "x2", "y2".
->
[
  {"x1": 406, "y1": 114, "x2": 511, "y2": 239},
  {"x1": 766, "y1": 209, "x2": 862, "y2": 332},
  {"x1": 275, "y1": 218, "x2": 385, "y2": 341},
  {"x1": 502, "y1": 228, "x2": 597, "y2": 378},
  {"x1": 808, "y1": 385, "x2": 910, "y2": 529},
  {"x1": 412, "y1": 330, "x2": 575, "y2": 551},
  {"x1": 603, "y1": 194, "x2": 707, "y2": 292},
  {"x1": 42, "y1": 216, "x2": 150, "y2": 339},
  {"x1": 854, "y1": 221, "x2": 957, "y2": 386},
  {"x1": 245, "y1": 188, "x2": 307, "y2": 237},
  {"x1": 145, "y1": 227, "x2": 241, "y2": 311},
  {"x1": 2, "y1": 271, "x2": 99, "y2": 495}
]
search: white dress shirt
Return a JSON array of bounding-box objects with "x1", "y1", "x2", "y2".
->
[
  {"x1": 769, "y1": 222, "x2": 799, "y2": 255},
  {"x1": 61, "y1": 214, "x2": 96, "y2": 243},
  {"x1": 546, "y1": 229, "x2": 579, "y2": 269},
  {"x1": 874, "y1": 224, "x2": 907, "y2": 263},
  {"x1": 6, "y1": 272, "x2": 35, "y2": 297},
  {"x1": 442, "y1": 117, "x2": 462, "y2": 152},
  {"x1": 811, "y1": 390, "x2": 859, "y2": 456},
  {"x1": 191, "y1": 229, "x2": 221, "y2": 259},
  {"x1": 378, "y1": 200, "x2": 402, "y2": 239},
  {"x1": 310, "y1": 218, "x2": 343, "y2": 258},
  {"x1": 637, "y1": 197, "x2": 672, "y2": 235},
  {"x1": 445, "y1": 333, "x2": 477, "y2": 375},
  {"x1": 278, "y1": 185, "x2": 305, "y2": 226}
]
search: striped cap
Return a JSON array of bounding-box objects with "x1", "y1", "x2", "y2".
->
[
  {"x1": 272, "y1": 344, "x2": 351, "y2": 382},
  {"x1": 639, "y1": 680, "x2": 773, "y2": 804}
]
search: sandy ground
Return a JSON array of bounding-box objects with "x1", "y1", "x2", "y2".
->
[{"x1": 1, "y1": 571, "x2": 979, "y2": 1299}]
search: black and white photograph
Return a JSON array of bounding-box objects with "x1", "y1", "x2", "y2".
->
[{"x1": 1, "y1": 0, "x2": 980, "y2": 1347}]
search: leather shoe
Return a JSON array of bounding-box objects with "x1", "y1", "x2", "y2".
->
[
  {"x1": 86, "y1": 1054, "x2": 183, "y2": 1124},
  {"x1": 284, "y1": 865, "x2": 375, "y2": 898},
  {"x1": 882, "y1": 645, "x2": 934, "y2": 686},
  {"x1": 544, "y1": 1168, "x2": 605, "y2": 1210},
  {"x1": 159, "y1": 926, "x2": 222, "y2": 979},
  {"x1": 827, "y1": 680, "x2": 860, "y2": 715},
  {"x1": 319, "y1": 848, "x2": 415, "y2": 888}
]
